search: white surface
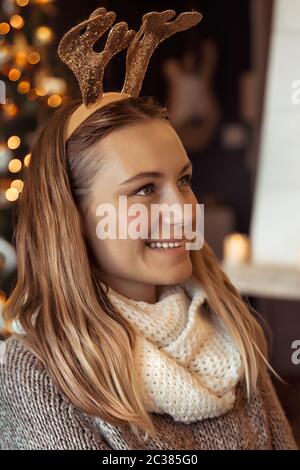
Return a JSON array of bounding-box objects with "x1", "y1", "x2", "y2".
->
[
  {"x1": 250, "y1": 0, "x2": 300, "y2": 266},
  {"x1": 222, "y1": 262, "x2": 300, "y2": 300}
]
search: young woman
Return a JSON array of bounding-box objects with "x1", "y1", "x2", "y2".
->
[{"x1": 0, "y1": 94, "x2": 298, "y2": 450}]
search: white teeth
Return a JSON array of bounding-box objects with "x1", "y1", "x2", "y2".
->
[{"x1": 147, "y1": 241, "x2": 183, "y2": 249}]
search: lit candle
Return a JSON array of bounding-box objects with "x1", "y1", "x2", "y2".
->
[{"x1": 223, "y1": 233, "x2": 250, "y2": 266}]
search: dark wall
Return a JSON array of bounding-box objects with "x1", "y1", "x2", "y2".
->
[{"x1": 56, "y1": 0, "x2": 252, "y2": 233}]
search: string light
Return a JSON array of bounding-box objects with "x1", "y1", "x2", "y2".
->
[
  {"x1": 7, "y1": 135, "x2": 21, "y2": 150},
  {"x1": 27, "y1": 51, "x2": 40, "y2": 64},
  {"x1": 10, "y1": 15, "x2": 25, "y2": 30},
  {"x1": 47, "y1": 94, "x2": 61, "y2": 107},
  {"x1": 1, "y1": 0, "x2": 66, "y2": 212},
  {"x1": 0, "y1": 22, "x2": 10, "y2": 35},
  {"x1": 36, "y1": 87, "x2": 47, "y2": 96},
  {"x1": 15, "y1": 51, "x2": 27, "y2": 67},
  {"x1": 5, "y1": 187, "x2": 19, "y2": 201},
  {"x1": 3, "y1": 103, "x2": 18, "y2": 118},
  {"x1": 16, "y1": 0, "x2": 30, "y2": 6},
  {"x1": 24, "y1": 153, "x2": 31, "y2": 167},
  {"x1": 11, "y1": 179, "x2": 24, "y2": 193},
  {"x1": 0, "y1": 44, "x2": 10, "y2": 66},
  {"x1": 17, "y1": 80, "x2": 30, "y2": 94},
  {"x1": 39, "y1": 76, "x2": 66, "y2": 95},
  {"x1": 8, "y1": 68, "x2": 21, "y2": 81},
  {"x1": 8, "y1": 158, "x2": 22, "y2": 173},
  {"x1": 35, "y1": 26, "x2": 53, "y2": 45}
]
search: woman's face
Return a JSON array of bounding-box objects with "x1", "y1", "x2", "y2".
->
[{"x1": 82, "y1": 118, "x2": 199, "y2": 302}]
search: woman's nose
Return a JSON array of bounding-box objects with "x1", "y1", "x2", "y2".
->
[
  {"x1": 161, "y1": 184, "x2": 189, "y2": 207},
  {"x1": 157, "y1": 188, "x2": 193, "y2": 234}
]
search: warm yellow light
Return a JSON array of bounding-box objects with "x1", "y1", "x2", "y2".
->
[
  {"x1": 35, "y1": 87, "x2": 47, "y2": 96},
  {"x1": 3, "y1": 103, "x2": 18, "y2": 118},
  {"x1": 27, "y1": 51, "x2": 40, "y2": 64},
  {"x1": 5, "y1": 187, "x2": 19, "y2": 201},
  {"x1": 8, "y1": 158, "x2": 22, "y2": 173},
  {"x1": 39, "y1": 76, "x2": 66, "y2": 95},
  {"x1": 16, "y1": 0, "x2": 30, "y2": 6},
  {"x1": 223, "y1": 233, "x2": 251, "y2": 266},
  {"x1": 35, "y1": 26, "x2": 53, "y2": 44},
  {"x1": 7, "y1": 135, "x2": 21, "y2": 150},
  {"x1": 15, "y1": 51, "x2": 27, "y2": 67},
  {"x1": 8, "y1": 68, "x2": 21, "y2": 81},
  {"x1": 48, "y1": 94, "x2": 62, "y2": 108},
  {"x1": 10, "y1": 15, "x2": 25, "y2": 29},
  {"x1": 0, "y1": 22, "x2": 10, "y2": 35},
  {"x1": 24, "y1": 153, "x2": 31, "y2": 167},
  {"x1": 11, "y1": 179, "x2": 24, "y2": 193},
  {"x1": 17, "y1": 80, "x2": 30, "y2": 94}
]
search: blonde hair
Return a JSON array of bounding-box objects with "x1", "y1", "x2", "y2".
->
[{"x1": 3, "y1": 96, "x2": 276, "y2": 443}]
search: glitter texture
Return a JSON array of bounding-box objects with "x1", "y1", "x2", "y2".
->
[
  {"x1": 58, "y1": 7, "x2": 135, "y2": 106},
  {"x1": 57, "y1": 7, "x2": 203, "y2": 133},
  {"x1": 122, "y1": 10, "x2": 203, "y2": 97}
]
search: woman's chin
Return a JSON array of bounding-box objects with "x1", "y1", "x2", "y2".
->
[{"x1": 156, "y1": 262, "x2": 193, "y2": 285}]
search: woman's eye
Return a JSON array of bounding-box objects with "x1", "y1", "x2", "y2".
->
[
  {"x1": 132, "y1": 175, "x2": 192, "y2": 196},
  {"x1": 134, "y1": 183, "x2": 155, "y2": 196},
  {"x1": 178, "y1": 174, "x2": 192, "y2": 187}
]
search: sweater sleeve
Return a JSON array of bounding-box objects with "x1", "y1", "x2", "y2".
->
[
  {"x1": 0, "y1": 337, "x2": 112, "y2": 450},
  {"x1": 259, "y1": 365, "x2": 298, "y2": 450}
]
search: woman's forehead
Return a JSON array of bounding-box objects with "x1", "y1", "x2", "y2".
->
[{"x1": 97, "y1": 120, "x2": 188, "y2": 175}]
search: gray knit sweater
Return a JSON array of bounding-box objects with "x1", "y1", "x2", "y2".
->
[{"x1": 0, "y1": 335, "x2": 298, "y2": 450}]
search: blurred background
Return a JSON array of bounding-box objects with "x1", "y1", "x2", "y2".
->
[{"x1": 0, "y1": 0, "x2": 299, "y2": 445}]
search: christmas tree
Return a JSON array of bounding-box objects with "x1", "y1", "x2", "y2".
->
[{"x1": 0, "y1": 0, "x2": 73, "y2": 328}]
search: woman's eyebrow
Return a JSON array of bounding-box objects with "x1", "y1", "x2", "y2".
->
[{"x1": 119, "y1": 161, "x2": 193, "y2": 187}]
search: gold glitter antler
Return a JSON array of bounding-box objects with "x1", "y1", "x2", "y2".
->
[
  {"x1": 122, "y1": 10, "x2": 203, "y2": 96},
  {"x1": 58, "y1": 7, "x2": 135, "y2": 106}
]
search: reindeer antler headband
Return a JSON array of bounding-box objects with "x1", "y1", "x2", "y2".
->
[{"x1": 58, "y1": 7, "x2": 203, "y2": 142}]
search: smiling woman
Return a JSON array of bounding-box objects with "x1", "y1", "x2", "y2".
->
[
  {"x1": 0, "y1": 95, "x2": 297, "y2": 450},
  {"x1": 0, "y1": 5, "x2": 298, "y2": 451}
]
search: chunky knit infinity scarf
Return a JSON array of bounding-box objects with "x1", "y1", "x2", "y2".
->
[{"x1": 105, "y1": 275, "x2": 244, "y2": 423}]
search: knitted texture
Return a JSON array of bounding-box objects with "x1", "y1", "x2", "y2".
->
[
  {"x1": 105, "y1": 276, "x2": 243, "y2": 422},
  {"x1": 0, "y1": 335, "x2": 298, "y2": 450}
]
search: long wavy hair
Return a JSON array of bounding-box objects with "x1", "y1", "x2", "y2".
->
[{"x1": 3, "y1": 95, "x2": 276, "y2": 443}]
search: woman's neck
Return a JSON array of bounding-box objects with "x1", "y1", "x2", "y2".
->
[{"x1": 100, "y1": 275, "x2": 160, "y2": 304}]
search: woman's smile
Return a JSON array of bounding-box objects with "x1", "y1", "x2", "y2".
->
[{"x1": 145, "y1": 239, "x2": 189, "y2": 255}]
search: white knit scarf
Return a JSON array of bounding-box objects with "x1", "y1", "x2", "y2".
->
[{"x1": 105, "y1": 275, "x2": 244, "y2": 423}]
